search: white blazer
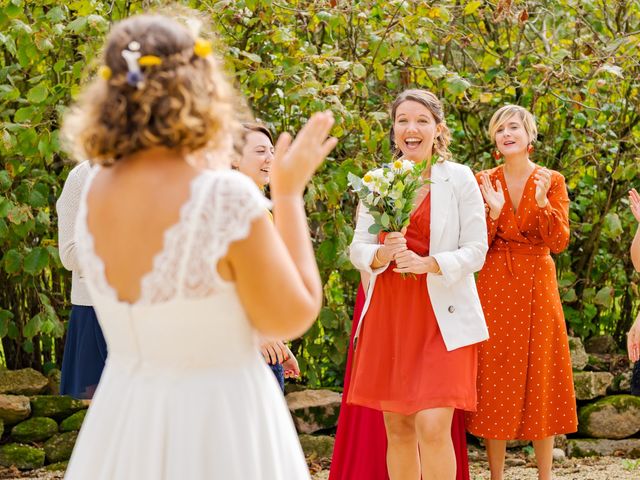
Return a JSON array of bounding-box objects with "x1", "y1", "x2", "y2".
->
[{"x1": 350, "y1": 160, "x2": 489, "y2": 351}]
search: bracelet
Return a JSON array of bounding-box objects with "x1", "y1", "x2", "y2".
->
[
  {"x1": 433, "y1": 258, "x2": 442, "y2": 275},
  {"x1": 373, "y1": 247, "x2": 383, "y2": 265}
]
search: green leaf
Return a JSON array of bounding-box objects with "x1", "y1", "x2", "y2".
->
[
  {"x1": 0, "y1": 85, "x2": 20, "y2": 101},
  {"x1": 14, "y1": 107, "x2": 35, "y2": 123},
  {"x1": 380, "y1": 212, "x2": 390, "y2": 228},
  {"x1": 0, "y1": 309, "x2": 14, "y2": 338},
  {"x1": 593, "y1": 286, "x2": 613, "y2": 308},
  {"x1": 427, "y1": 64, "x2": 447, "y2": 79},
  {"x1": 318, "y1": 308, "x2": 338, "y2": 329},
  {"x1": 26, "y1": 84, "x2": 48, "y2": 104},
  {"x1": 352, "y1": 63, "x2": 366, "y2": 79},
  {"x1": 3, "y1": 249, "x2": 22, "y2": 274},
  {"x1": 240, "y1": 51, "x2": 262, "y2": 63},
  {"x1": 603, "y1": 213, "x2": 623, "y2": 238},
  {"x1": 46, "y1": 6, "x2": 67, "y2": 22},
  {"x1": 0, "y1": 171, "x2": 11, "y2": 191},
  {"x1": 24, "y1": 313, "x2": 44, "y2": 339},
  {"x1": 463, "y1": 1, "x2": 483, "y2": 15},
  {"x1": 28, "y1": 189, "x2": 46, "y2": 208},
  {"x1": 445, "y1": 75, "x2": 471, "y2": 96},
  {"x1": 67, "y1": 16, "x2": 88, "y2": 33},
  {"x1": 562, "y1": 288, "x2": 577, "y2": 302},
  {"x1": 368, "y1": 223, "x2": 383, "y2": 235},
  {"x1": 23, "y1": 247, "x2": 49, "y2": 275}
]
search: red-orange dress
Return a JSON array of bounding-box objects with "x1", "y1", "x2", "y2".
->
[
  {"x1": 347, "y1": 194, "x2": 478, "y2": 415},
  {"x1": 466, "y1": 165, "x2": 578, "y2": 440}
]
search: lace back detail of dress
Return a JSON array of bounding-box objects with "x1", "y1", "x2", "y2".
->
[{"x1": 75, "y1": 169, "x2": 270, "y2": 306}]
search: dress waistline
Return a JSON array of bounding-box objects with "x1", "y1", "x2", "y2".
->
[{"x1": 489, "y1": 242, "x2": 550, "y2": 275}]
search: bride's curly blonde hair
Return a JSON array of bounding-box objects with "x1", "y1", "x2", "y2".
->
[{"x1": 62, "y1": 14, "x2": 241, "y2": 165}]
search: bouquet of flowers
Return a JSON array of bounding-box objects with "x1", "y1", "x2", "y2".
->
[{"x1": 348, "y1": 158, "x2": 428, "y2": 235}]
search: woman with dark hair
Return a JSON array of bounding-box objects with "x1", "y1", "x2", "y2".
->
[
  {"x1": 347, "y1": 89, "x2": 488, "y2": 480},
  {"x1": 236, "y1": 122, "x2": 301, "y2": 391}
]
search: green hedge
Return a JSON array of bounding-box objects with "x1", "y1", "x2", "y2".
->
[{"x1": 0, "y1": 0, "x2": 638, "y2": 385}]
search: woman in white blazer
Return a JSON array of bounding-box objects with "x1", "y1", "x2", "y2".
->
[{"x1": 347, "y1": 89, "x2": 488, "y2": 480}]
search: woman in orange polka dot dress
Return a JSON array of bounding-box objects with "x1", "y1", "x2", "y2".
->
[{"x1": 466, "y1": 105, "x2": 577, "y2": 480}]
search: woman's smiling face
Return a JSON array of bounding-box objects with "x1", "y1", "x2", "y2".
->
[
  {"x1": 238, "y1": 131, "x2": 274, "y2": 187},
  {"x1": 393, "y1": 100, "x2": 441, "y2": 162},
  {"x1": 494, "y1": 114, "x2": 530, "y2": 157}
]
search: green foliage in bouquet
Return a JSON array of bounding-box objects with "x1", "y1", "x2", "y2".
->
[{"x1": 348, "y1": 159, "x2": 427, "y2": 235}]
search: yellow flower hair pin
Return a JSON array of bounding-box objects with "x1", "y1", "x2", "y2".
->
[
  {"x1": 98, "y1": 65, "x2": 112, "y2": 80},
  {"x1": 138, "y1": 55, "x2": 163, "y2": 67},
  {"x1": 194, "y1": 38, "x2": 212, "y2": 58}
]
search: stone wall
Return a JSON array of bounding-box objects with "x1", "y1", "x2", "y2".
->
[
  {"x1": 285, "y1": 337, "x2": 640, "y2": 462},
  {"x1": 0, "y1": 338, "x2": 638, "y2": 472},
  {"x1": 566, "y1": 336, "x2": 640, "y2": 458},
  {"x1": 0, "y1": 368, "x2": 87, "y2": 470}
]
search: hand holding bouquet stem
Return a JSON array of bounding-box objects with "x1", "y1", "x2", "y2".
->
[{"x1": 349, "y1": 159, "x2": 432, "y2": 277}]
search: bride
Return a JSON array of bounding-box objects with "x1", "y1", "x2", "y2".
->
[{"x1": 61, "y1": 13, "x2": 336, "y2": 479}]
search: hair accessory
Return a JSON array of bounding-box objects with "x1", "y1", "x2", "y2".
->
[
  {"x1": 139, "y1": 55, "x2": 163, "y2": 67},
  {"x1": 194, "y1": 37, "x2": 213, "y2": 58},
  {"x1": 122, "y1": 42, "x2": 144, "y2": 88},
  {"x1": 98, "y1": 65, "x2": 112, "y2": 80},
  {"x1": 493, "y1": 150, "x2": 502, "y2": 160},
  {"x1": 185, "y1": 18, "x2": 203, "y2": 37}
]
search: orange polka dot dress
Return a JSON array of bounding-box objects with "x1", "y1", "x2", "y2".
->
[{"x1": 465, "y1": 165, "x2": 577, "y2": 440}]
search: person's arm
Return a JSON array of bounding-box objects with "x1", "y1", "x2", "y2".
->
[
  {"x1": 428, "y1": 167, "x2": 489, "y2": 286},
  {"x1": 56, "y1": 162, "x2": 90, "y2": 272},
  {"x1": 536, "y1": 170, "x2": 570, "y2": 254},
  {"x1": 628, "y1": 311, "x2": 640, "y2": 362},
  {"x1": 629, "y1": 188, "x2": 640, "y2": 271},
  {"x1": 228, "y1": 112, "x2": 337, "y2": 340}
]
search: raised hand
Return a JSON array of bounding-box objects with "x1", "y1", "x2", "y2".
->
[
  {"x1": 270, "y1": 111, "x2": 338, "y2": 197},
  {"x1": 479, "y1": 172, "x2": 505, "y2": 220},
  {"x1": 534, "y1": 168, "x2": 552, "y2": 208},
  {"x1": 629, "y1": 188, "x2": 640, "y2": 223}
]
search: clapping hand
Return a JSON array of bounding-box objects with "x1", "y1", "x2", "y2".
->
[
  {"x1": 629, "y1": 188, "x2": 640, "y2": 223},
  {"x1": 479, "y1": 172, "x2": 505, "y2": 220},
  {"x1": 534, "y1": 168, "x2": 552, "y2": 208},
  {"x1": 270, "y1": 111, "x2": 338, "y2": 198}
]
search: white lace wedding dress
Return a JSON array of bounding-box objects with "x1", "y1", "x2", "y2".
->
[{"x1": 64, "y1": 168, "x2": 310, "y2": 479}]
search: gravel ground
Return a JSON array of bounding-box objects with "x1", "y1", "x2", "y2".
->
[
  {"x1": 311, "y1": 456, "x2": 640, "y2": 480},
  {"x1": 0, "y1": 456, "x2": 637, "y2": 479}
]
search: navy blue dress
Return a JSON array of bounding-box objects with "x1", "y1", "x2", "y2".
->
[
  {"x1": 269, "y1": 363, "x2": 285, "y2": 392},
  {"x1": 60, "y1": 305, "x2": 107, "y2": 399}
]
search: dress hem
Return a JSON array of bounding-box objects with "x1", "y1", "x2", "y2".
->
[
  {"x1": 466, "y1": 425, "x2": 578, "y2": 441},
  {"x1": 347, "y1": 395, "x2": 477, "y2": 416}
]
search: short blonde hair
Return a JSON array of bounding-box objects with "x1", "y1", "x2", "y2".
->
[
  {"x1": 62, "y1": 14, "x2": 241, "y2": 165},
  {"x1": 389, "y1": 89, "x2": 452, "y2": 162},
  {"x1": 488, "y1": 105, "x2": 538, "y2": 144}
]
